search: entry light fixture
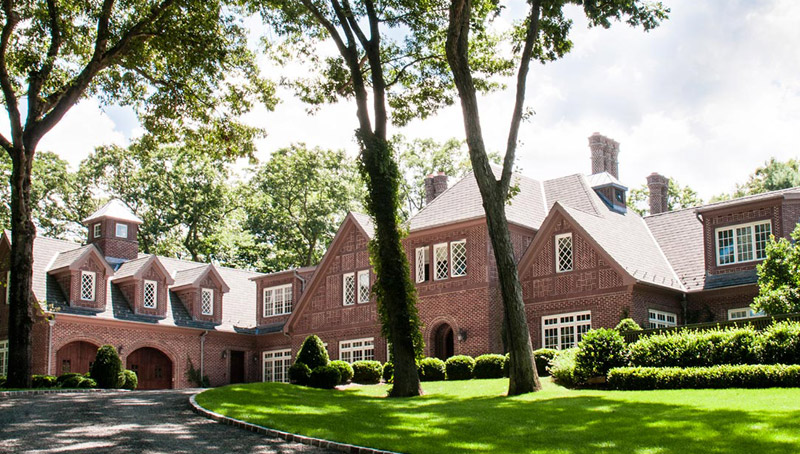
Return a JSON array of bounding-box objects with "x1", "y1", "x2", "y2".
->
[
  {"x1": 457, "y1": 329, "x2": 468, "y2": 342},
  {"x1": 221, "y1": 350, "x2": 227, "y2": 359}
]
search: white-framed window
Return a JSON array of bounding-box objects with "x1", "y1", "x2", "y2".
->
[
  {"x1": 115, "y1": 223, "x2": 128, "y2": 239},
  {"x1": 339, "y1": 338, "x2": 375, "y2": 363},
  {"x1": 542, "y1": 311, "x2": 591, "y2": 350},
  {"x1": 728, "y1": 307, "x2": 764, "y2": 320},
  {"x1": 343, "y1": 273, "x2": 355, "y2": 306},
  {"x1": 4, "y1": 270, "x2": 9, "y2": 304},
  {"x1": 262, "y1": 349, "x2": 292, "y2": 383},
  {"x1": 263, "y1": 284, "x2": 292, "y2": 317},
  {"x1": 648, "y1": 309, "x2": 677, "y2": 329},
  {"x1": 415, "y1": 246, "x2": 430, "y2": 283},
  {"x1": 93, "y1": 223, "x2": 101, "y2": 238},
  {"x1": 357, "y1": 270, "x2": 370, "y2": 304},
  {"x1": 0, "y1": 340, "x2": 7, "y2": 376},
  {"x1": 201, "y1": 288, "x2": 214, "y2": 315},
  {"x1": 451, "y1": 239, "x2": 467, "y2": 277},
  {"x1": 555, "y1": 233, "x2": 573, "y2": 273},
  {"x1": 143, "y1": 280, "x2": 157, "y2": 308},
  {"x1": 434, "y1": 243, "x2": 448, "y2": 280},
  {"x1": 80, "y1": 271, "x2": 96, "y2": 302},
  {"x1": 715, "y1": 220, "x2": 772, "y2": 266}
]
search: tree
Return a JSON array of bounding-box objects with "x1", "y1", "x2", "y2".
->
[
  {"x1": 627, "y1": 177, "x2": 703, "y2": 215},
  {"x1": 713, "y1": 158, "x2": 800, "y2": 202},
  {"x1": 244, "y1": 144, "x2": 363, "y2": 272},
  {"x1": 753, "y1": 225, "x2": 800, "y2": 315},
  {"x1": 444, "y1": 0, "x2": 668, "y2": 395},
  {"x1": 1, "y1": 0, "x2": 271, "y2": 387}
]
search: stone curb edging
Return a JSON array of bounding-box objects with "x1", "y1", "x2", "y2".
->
[
  {"x1": 0, "y1": 388, "x2": 128, "y2": 398},
  {"x1": 189, "y1": 393, "x2": 401, "y2": 454}
]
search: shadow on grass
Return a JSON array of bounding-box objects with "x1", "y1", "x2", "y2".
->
[{"x1": 198, "y1": 381, "x2": 800, "y2": 454}]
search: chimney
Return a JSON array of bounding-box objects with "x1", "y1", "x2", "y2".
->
[
  {"x1": 424, "y1": 172, "x2": 449, "y2": 204},
  {"x1": 588, "y1": 132, "x2": 621, "y2": 179},
  {"x1": 646, "y1": 173, "x2": 669, "y2": 215}
]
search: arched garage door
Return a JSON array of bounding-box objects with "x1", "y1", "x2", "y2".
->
[
  {"x1": 56, "y1": 341, "x2": 98, "y2": 375},
  {"x1": 126, "y1": 347, "x2": 173, "y2": 390}
]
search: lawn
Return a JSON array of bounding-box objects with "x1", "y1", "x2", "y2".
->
[{"x1": 195, "y1": 378, "x2": 800, "y2": 453}]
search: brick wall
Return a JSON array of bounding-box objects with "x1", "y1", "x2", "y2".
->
[
  {"x1": 686, "y1": 285, "x2": 759, "y2": 323},
  {"x1": 88, "y1": 219, "x2": 139, "y2": 261},
  {"x1": 253, "y1": 272, "x2": 302, "y2": 327},
  {"x1": 702, "y1": 201, "x2": 780, "y2": 276}
]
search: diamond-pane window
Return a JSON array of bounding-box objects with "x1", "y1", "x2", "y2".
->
[
  {"x1": 434, "y1": 243, "x2": 448, "y2": 280},
  {"x1": 555, "y1": 233, "x2": 573, "y2": 272},
  {"x1": 415, "y1": 247, "x2": 430, "y2": 283},
  {"x1": 143, "y1": 280, "x2": 157, "y2": 308},
  {"x1": 201, "y1": 288, "x2": 213, "y2": 315},
  {"x1": 451, "y1": 240, "x2": 467, "y2": 277},
  {"x1": 358, "y1": 270, "x2": 370, "y2": 304},
  {"x1": 343, "y1": 273, "x2": 355, "y2": 305},
  {"x1": 80, "y1": 271, "x2": 95, "y2": 301}
]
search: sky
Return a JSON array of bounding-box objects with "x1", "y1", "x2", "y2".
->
[{"x1": 9, "y1": 0, "x2": 800, "y2": 200}]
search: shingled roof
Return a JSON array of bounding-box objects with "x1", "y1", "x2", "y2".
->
[{"x1": 644, "y1": 207, "x2": 706, "y2": 291}]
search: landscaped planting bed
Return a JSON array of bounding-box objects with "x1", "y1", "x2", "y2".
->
[{"x1": 195, "y1": 378, "x2": 800, "y2": 454}]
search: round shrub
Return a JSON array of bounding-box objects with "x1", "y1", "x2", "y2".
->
[
  {"x1": 329, "y1": 360, "x2": 354, "y2": 385},
  {"x1": 418, "y1": 357, "x2": 446, "y2": 381},
  {"x1": 295, "y1": 335, "x2": 330, "y2": 370},
  {"x1": 549, "y1": 348, "x2": 580, "y2": 387},
  {"x1": 90, "y1": 345, "x2": 123, "y2": 389},
  {"x1": 533, "y1": 349, "x2": 559, "y2": 377},
  {"x1": 309, "y1": 365, "x2": 341, "y2": 389},
  {"x1": 288, "y1": 362, "x2": 312, "y2": 386},
  {"x1": 56, "y1": 373, "x2": 82, "y2": 387},
  {"x1": 382, "y1": 361, "x2": 394, "y2": 383},
  {"x1": 473, "y1": 354, "x2": 505, "y2": 379},
  {"x1": 120, "y1": 370, "x2": 138, "y2": 390},
  {"x1": 575, "y1": 328, "x2": 627, "y2": 379},
  {"x1": 78, "y1": 377, "x2": 97, "y2": 389},
  {"x1": 351, "y1": 360, "x2": 382, "y2": 384},
  {"x1": 32, "y1": 375, "x2": 58, "y2": 388},
  {"x1": 445, "y1": 355, "x2": 475, "y2": 380},
  {"x1": 615, "y1": 318, "x2": 642, "y2": 332},
  {"x1": 757, "y1": 321, "x2": 800, "y2": 364},
  {"x1": 60, "y1": 374, "x2": 96, "y2": 389}
]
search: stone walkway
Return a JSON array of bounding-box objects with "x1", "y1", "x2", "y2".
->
[{"x1": 0, "y1": 389, "x2": 333, "y2": 454}]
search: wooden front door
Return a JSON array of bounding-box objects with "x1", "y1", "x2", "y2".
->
[
  {"x1": 126, "y1": 347, "x2": 173, "y2": 390},
  {"x1": 434, "y1": 324, "x2": 454, "y2": 360},
  {"x1": 230, "y1": 350, "x2": 245, "y2": 384},
  {"x1": 56, "y1": 341, "x2": 98, "y2": 375}
]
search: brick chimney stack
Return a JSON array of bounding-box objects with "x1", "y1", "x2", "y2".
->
[
  {"x1": 424, "y1": 172, "x2": 449, "y2": 204},
  {"x1": 646, "y1": 173, "x2": 670, "y2": 215},
  {"x1": 588, "y1": 132, "x2": 620, "y2": 179}
]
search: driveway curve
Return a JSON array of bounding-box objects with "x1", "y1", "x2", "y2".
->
[{"x1": 0, "y1": 389, "x2": 333, "y2": 454}]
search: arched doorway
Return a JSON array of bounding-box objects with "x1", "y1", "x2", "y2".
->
[
  {"x1": 126, "y1": 347, "x2": 173, "y2": 390},
  {"x1": 433, "y1": 324, "x2": 455, "y2": 360},
  {"x1": 56, "y1": 341, "x2": 98, "y2": 375}
]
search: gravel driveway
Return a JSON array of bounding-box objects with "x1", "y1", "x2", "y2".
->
[{"x1": 0, "y1": 390, "x2": 333, "y2": 454}]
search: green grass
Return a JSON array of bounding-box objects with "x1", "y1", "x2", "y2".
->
[{"x1": 196, "y1": 378, "x2": 800, "y2": 453}]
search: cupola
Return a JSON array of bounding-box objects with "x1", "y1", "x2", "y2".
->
[{"x1": 83, "y1": 200, "x2": 143, "y2": 265}]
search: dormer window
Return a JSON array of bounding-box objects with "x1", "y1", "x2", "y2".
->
[
  {"x1": 80, "y1": 271, "x2": 96, "y2": 301},
  {"x1": 115, "y1": 223, "x2": 128, "y2": 238},
  {"x1": 143, "y1": 280, "x2": 157, "y2": 308},
  {"x1": 93, "y1": 223, "x2": 101, "y2": 238},
  {"x1": 715, "y1": 221, "x2": 771, "y2": 266},
  {"x1": 201, "y1": 288, "x2": 214, "y2": 315},
  {"x1": 263, "y1": 284, "x2": 292, "y2": 316},
  {"x1": 615, "y1": 189, "x2": 625, "y2": 204},
  {"x1": 555, "y1": 233, "x2": 573, "y2": 273}
]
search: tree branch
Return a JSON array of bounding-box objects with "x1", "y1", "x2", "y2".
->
[
  {"x1": 26, "y1": 0, "x2": 63, "y2": 126},
  {"x1": 340, "y1": 0, "x2": 370, "y2": 49},
  {"x1": 0, "y1": 0, "x2": 22, "y2": 147},
  {"x1": 385, "y1": 54, "x2": 439, "y2": 88}
]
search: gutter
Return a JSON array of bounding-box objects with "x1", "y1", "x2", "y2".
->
[
  {"x1": 200, "y1": 330, "x2": 209, "y2": 378},
  {"x1": 47, "y1": 317, "x2": 56, "y2": 376},
  {"x1": 293, "y1": 270, "x2": 307, "y2": 292}
]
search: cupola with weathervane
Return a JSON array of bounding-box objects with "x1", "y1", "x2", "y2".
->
[{"x1": 83, "y1": 200, "x2": 143, "y2": 265}]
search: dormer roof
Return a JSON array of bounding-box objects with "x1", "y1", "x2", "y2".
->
[
  {"x1": 587, "y1": 171, "x2": 628, "y2": 191},
  {"x1": 47, "y1": 244, "x2": 115, "y2": 275},
  {"x1": 111, "y1": 255, "x2": 174, "y2": 285},
  {"x1": 172, "y1": 264, "x2": 230, "y2": 293},
  {"x1": 82, "y1": 199, "x2": 143, "y2": 225}
]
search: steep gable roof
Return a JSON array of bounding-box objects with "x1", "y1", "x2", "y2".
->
[
  {"x1": 82, "y1": 199, "x2": 143, "y2": 224},
  {"x1": 111, "y1": 255, "x2": 175, "y2": 285},
  {"x1": 172, "y1": 264, "x2": 231, "y2": 293},
  {"x1": 644, "y1": 207, "x2": 706, "y2": 291},
  {"x1": 350, "y1": 212, "x2": 375, "y2": 239},
  {"x1": 47, "y1": 244, "x2": 114, "y2": 275}
]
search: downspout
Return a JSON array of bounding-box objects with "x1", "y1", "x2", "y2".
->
[
  {"x1": 681, "y1": 293, "x2": 689, "y2": 324},
  {"x1": 47, "y1": 317, "x2": 56, "y2": 376},
  {"x1": 293, "y1": 270, "x2": 307, "y2": 292},
  {"x1": 200, "y1": 330, "x2": 209, "y2": 378}
]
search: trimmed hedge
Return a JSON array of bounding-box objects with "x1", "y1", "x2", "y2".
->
[
  {"x1": 534, "y1": 349, "x2": 559, "y2": 377},
  {"x1": 575, "y1": 328, "x2": 627, "y2": 378},
  {"x1": 90, "y1": 345, "x2": 123, "y2": 389},
  {"x1": 329, "y1": 360, "x2": 354, "y2": 385},
  {"x1": 120, "y1": 370, "x2": 138, "y2": 390},
  {"x1": 288, "y1": 362, "x2": 312, "y2": 386},
  {"x1": 473, "y1": 354, "x2": 505, "y2": 379},
  {"x1": 296, "y1": 335, "x2": 330, "y2": 370},
  {"x1": 628, "y1": 326, "x2": 760, "y2": 368},
  {"x1": 309, "y1": 365, "x2": 341, "y2": 389},
  {"x1": 56, "y1": 373, "x2": 83, "y2": 387},
  {"x1": 60, "y1": 374, "x2": 97, "y2": 389},
  {"x1": 382, "y1": 362, "x2": 393, "y2": 383},
  {"x1": 445, "y1": 355, "x2": 475, "y2": 381},
  {"x1": 32, "y1": 375, "x2": 58, "y2": 388},
  {"x1": 756, "y1": 321, "x2": 800, "y2": 365},
  {"x1": 352, "y1": 361, "x2": 382, "y2": 384},
  {"x1": 418, "y1": 358, "x2": 446, "y2": 382},
  {"x1": 608, "y1": 364, "x2": 800, "y2": 390}
]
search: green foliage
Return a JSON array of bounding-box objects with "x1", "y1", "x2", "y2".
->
[
  {"x1": 756, "y1": 321, "x2": 800, "y2": 365},
  {"x1": 628, "y1": 326, "x2": 762, "y2": 368},
  {"x1": 31, "y1": 375, "x2": 58, "y2": 388},
  {"x1": 445, "y1": 355, "x2": 475, "y2": 381},
  {"x1": 713, "y1": 158, "x2": 800, "y2": 202},
  {"x1": 608, "y1": 365, "x2": 800, "y2": 390},
  {"x1": 90, "y1": 345, "x2": 123, "y2": 389},
  {"x1": 309, "y1": 365, "x2": 341, "y2": 390},
  {"x1": 185, "y1": 358, "x2": 211, "y2": 388},
  {"x1": 329, "y1": 360, "x2": 354, "y2": 385},
  {"x1": 418, "y1": 358, "x2": 446, "y2": 382},
  {"x1": 78, "y1": 377, "x2": 98, "y2": 389},
  {"x1": 533, "y1": 349, "x2": 560, "y2": 377},
  {"x1": 549, "y1": 348, "x2": 581, "y2": 388},
  {"x1": 0, "y1": 376, "x2": 5, "y2": 388},
  {"x1": 56, "y1": 373, "x2": 82, "y2": 387},
  {"x1": 295, "y1": 335, "x2": 330, "y2": 370},
  {"x1": 754, "y1": 226, "x2": 800, "y2": 315},
  {"x1": 288, "y1": 362, "x2": 312, "y2": 386},
  {"x1": 615, "y1": 318, "x2": 642, "y2": 332},
  {"x1": 351, "y1": 361, "x2": 383, "y2": 385},
  {"x1": 59, "y1": 374, "x2": 96, "y2": 389},
  {"x1": 473, "y1": 354, "x2": 506, "y2": 379},
  {"x1": 627, "y1": 177, "x2": 703, "y2": 215},
  {"x1": 575, "y1": 329, "x2": 628, "y2": 378},
  {"x1": 382, "y1": 362, "x2": 394, "y2": 383},
  {"x1": 120, "y1": 370, "x2": 138, "y2": 390}
]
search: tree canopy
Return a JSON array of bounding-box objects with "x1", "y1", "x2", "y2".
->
[
  {"x1": 627, "y1": 177, "x2": 703, "y2": 215},
  {"x1": 753, "y1": 225, "x2": 800, "y2": 315},
  {"x1": 713, "y1": 158, "x2": 800, "y2": 202}
]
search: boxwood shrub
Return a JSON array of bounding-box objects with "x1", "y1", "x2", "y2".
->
[
  {"x1": 445, "y1": 355, "x2": 475, "y2": 380},
  {"x1": 352, "y1": 360, "x2": 382, "y2": 384},
  {"x1": 60, "y1": 374, "x2": 97, "y2": 389},
  {"x1": 382, "y1": 362, "x2": 393, "y2": 383},
  {"x1": 309, "y1": 365, "x2": 341, "y2": 389},
  {"x1": 473, "y1": 354, "x2": 505, "y2": 379},
  {"x1": 549, "y1": 348, "x2": 581, "y2": 388},
  {"x1": 534, "y1": 349, "x2": 559, "y2": 377},
  {"x1": 628, "y1": 326, "x2": 760, "y2": 368},
  {"x1": 295, "y1": 335, "x2": 330, "y2": 370},
  {"x1": 615, "y1": 318, "x2": 642, "y2": 332},
  {"x1": 56, "y1": 373, "x2": 82, "y2": 387},
  {"x1": 608, "y1": 364, "x2": 800, "y2": 390},
  {"x1": 288, "y1": 362, "x2": 312, "y2": 386},
  {"x1": 329, "y1": 360, "x2": 354, "y2": 385},
  {"x1": 90, "y1": 345, "x2": 123, "y2": 389},
  {"x1": 32, "y1": 374, "x2": 58, "y2": 388},
  {"x1": 756, "y1": 321, "x2": 800, "y2": 365},
  {"x1": 418, "y1": 358, "x2": 446, "y2": 381},
  {"x1": 120, "y1": 370, "x2": 138, "y2": 390},
  {"x1": 575, "y1": 328, "x2": 627, "y2": 378}
]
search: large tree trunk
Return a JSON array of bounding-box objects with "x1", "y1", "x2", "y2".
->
[{"x1": 7, "y1": 148, "x2": 36, "y2": 388}]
